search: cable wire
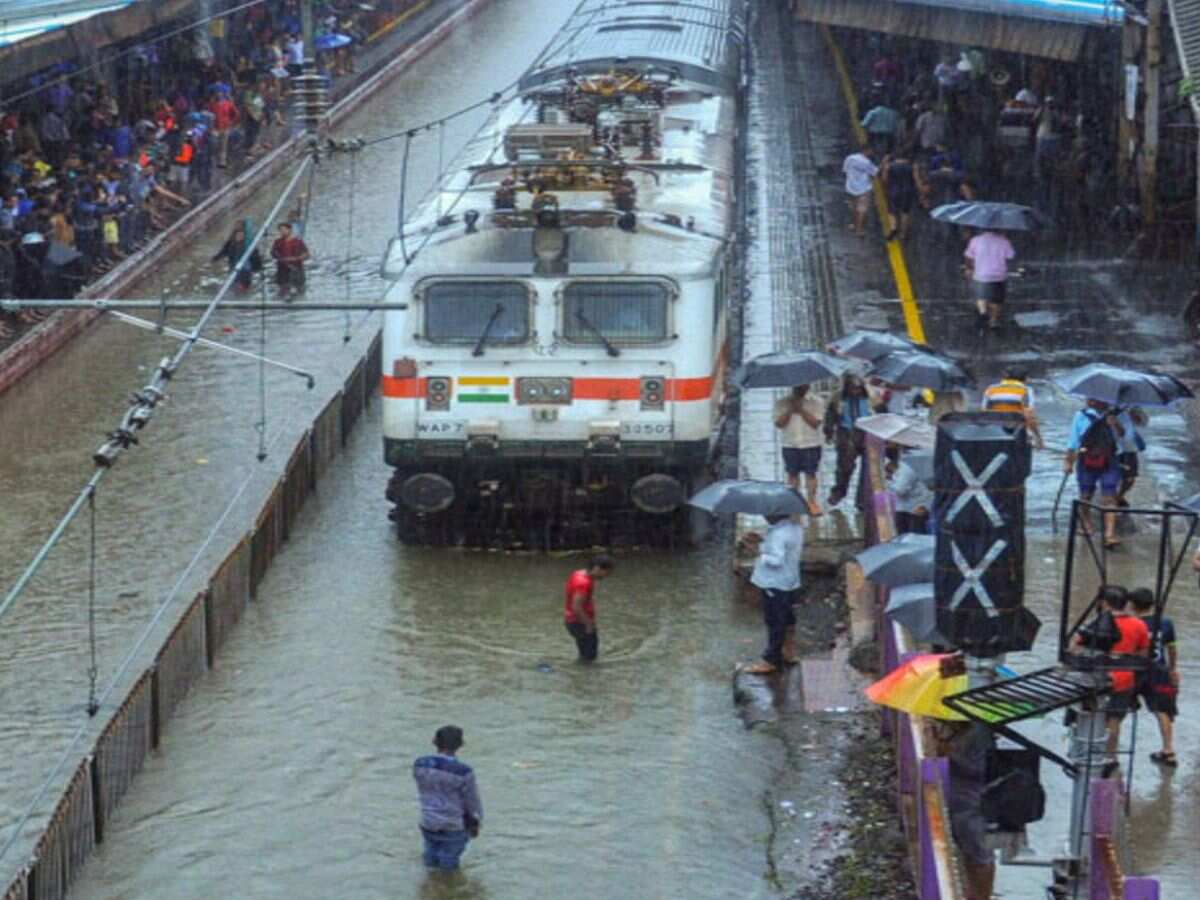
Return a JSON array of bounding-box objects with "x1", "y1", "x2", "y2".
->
[{"x1": 0, "y1": 411, "x2": 297, "y2": 873}]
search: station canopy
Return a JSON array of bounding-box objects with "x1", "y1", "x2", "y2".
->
[
  {"x1": 0, "y1": 0, "x2": 193, "y2": 86},
  {"x1": 792, "y1": 0, "x2": 1124, "y2": 62}
]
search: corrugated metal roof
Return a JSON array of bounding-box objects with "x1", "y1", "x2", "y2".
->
[
  {"x1": 1167, "y1": 0, "x2": 1200, "y2": 116},
  {"x1": 793, "y1": 0, "x2": 1098, "y2": 61},
  {"x1": 879, "y1": 0, "x2": 1122, "y2": 26},
  {"x1": 0, "y1": 0, "x2": 135, "y2": 48},
  {"x1": 521, "y1": 0, "x2": 746, "y2": 92}
]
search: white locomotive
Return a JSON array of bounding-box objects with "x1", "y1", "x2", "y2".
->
[{"x1": 380, "y1": 0, "x2": 745, "y2": 546}]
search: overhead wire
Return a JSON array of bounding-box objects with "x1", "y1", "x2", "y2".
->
[
  {"x1": 0, "y1": 156, "x2": 313, "y2": 632},
  {"x1": 0, "y1": 405, "x2": 299, "y2": 872}
]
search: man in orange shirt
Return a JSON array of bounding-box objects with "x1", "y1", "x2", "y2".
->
[
  {"x1": 564, "y1": 555, "x2": 614, "y2": 663},
  {"x1": 1076, "y1": 587, "x2": 1149, "y2": 756}
]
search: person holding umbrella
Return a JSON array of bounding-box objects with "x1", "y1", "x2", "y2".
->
[
  {"x1": 774, "y1": 385, "x2": 826, "y2": 515},
  {"x1": 963, "y1": 227, "x2": 1015, "y2": 331},
  {"x1": 823, "y1": 373, "x2": 873, "y2": 508},
  {"x1": 1064, "y1": 399, "x2": 1125, "y2": 548}
]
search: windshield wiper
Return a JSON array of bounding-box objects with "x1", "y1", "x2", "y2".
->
[
  {"x1": 575, "y1": 310, "x2": 620, "y2": 357},
  {"x1": 472, "y1": 303, "x2": 506, "y2": 357}
]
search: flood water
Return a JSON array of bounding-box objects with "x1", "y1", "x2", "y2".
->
[{"x1": 3, "y1": 2, "x2": 1200, "y2": 897}]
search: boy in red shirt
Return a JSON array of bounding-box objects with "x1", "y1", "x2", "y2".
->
[
  {"x1": 1076, "y1": 587, "x2": 1149, "y2": 757},
  {"x1": 564, "y1": 555, "x2": 614, "y2": 663}
]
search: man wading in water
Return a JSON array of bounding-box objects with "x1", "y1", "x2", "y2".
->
[{"x1": 564, "y1": 555, "x2": 613, "y2": 662}]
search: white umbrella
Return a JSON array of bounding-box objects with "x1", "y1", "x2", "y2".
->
[{"x1": 854, "y1": 413, "x2": 936, "y2": 449}]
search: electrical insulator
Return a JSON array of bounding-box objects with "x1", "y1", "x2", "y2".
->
[{"x1": 291, "y1": 63, "x2": 329, "y2": 134}]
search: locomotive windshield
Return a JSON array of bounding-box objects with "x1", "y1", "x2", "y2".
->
[
  {"x1": 562, "y1": 282, "x2": 669, "y2": 345},
  {"x1": 422, "y1": 281, "x2": 530, "y2": 344}
]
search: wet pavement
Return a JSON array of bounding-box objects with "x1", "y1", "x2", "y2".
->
[
  {"x1": 789, "y1": 18, "x2": 1200, "y2": 896},
  {"x1": 2, "y1": 3, "x2": 1199, "y2": 898},
  {"x1": 1, "y1": 1, "x2": 851, "y2": 897}
]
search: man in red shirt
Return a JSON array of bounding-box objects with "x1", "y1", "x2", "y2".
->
[
  {"x1": 564, "y1": 555, "x2": 614, "y2": 663},
  {"x1": 1076, "y1": 587, "x2": 1149, "y2": 756},
  {"x1": 208, "y1": 90, "x2": 240, "y2": 168},
  {"x1": 271, "y1": 222, "x2": 309, "y2": 296}
]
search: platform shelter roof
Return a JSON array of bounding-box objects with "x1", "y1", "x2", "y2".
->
[{"x1": 792, "y1": 0, "x2": 1123, "y2": 62}]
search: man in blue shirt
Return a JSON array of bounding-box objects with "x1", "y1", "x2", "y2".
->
[
  {"x1": 1063, "y1": 399, "x2": 1124, "y2": 548},
  {"x1": 1114, "y1": 407, "x2": 1146, "y2": 507},
  {"x1": 413, "y1": 725, "x2": 483, "y2": 870},
  {"x1": 1129, "y1": 589, "x2": 1180, "y2": 766}
]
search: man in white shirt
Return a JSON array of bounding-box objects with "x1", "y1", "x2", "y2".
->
[
  {"x1": 887, "y1": 452, "x2": 933, "y2": 534},
  {"x1": 774, "y1": 385, "x2": 825, "y2": 514},
  {"x1": 744, "y1": 514, "x2": 805, "y2": 675},
  {"x1": 843, "y1": 147, "x2": 879, "y2": 237}
]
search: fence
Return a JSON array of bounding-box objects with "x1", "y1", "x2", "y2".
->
[
  {"x1": 1, "y1": 334, "x2": 383, "y2": 899},
  {"x1": 861, "y1": 437, "x2": 1161, "y2": 900}
]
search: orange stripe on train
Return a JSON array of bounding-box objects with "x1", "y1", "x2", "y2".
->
[{"x1": 381, "y1": 375, "x2": 713, "y2": 401}]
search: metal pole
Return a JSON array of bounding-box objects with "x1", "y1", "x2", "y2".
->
[
  {"x1": 106, "y1": 309, "x2": 316, "y2": 387},
  {"x1": 301, "y1": 0, "x2": 314, "y2": 67},
  {"x1": 1140, "y1": 0, "x2": 1162, "y2": 227}
]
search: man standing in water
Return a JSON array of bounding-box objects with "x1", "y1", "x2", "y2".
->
[
  {"x1": 564, "y1": 555, "x2": 614, "y2": 662},
  {"x1": 743, "y1": 513, "x2": 805, "y2": 675},
  {"x1": 413, "y1": 725, "x2": 483, "y2": 871},
  {"x1": 271, "y1": 221, "x2": 309, "y2": 296}
]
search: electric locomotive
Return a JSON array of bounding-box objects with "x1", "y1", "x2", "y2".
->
[{"x1": 380, "y1": 0, "x2": 745, "y2": 546}]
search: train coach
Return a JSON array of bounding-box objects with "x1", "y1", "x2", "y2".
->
[{"x1": 379, "y1": 0, "x2": 746, "y2": 546}]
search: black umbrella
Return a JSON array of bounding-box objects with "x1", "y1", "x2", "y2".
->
[
  {"x1": 827, "y1": 329, "x2": 930, "y2": 362},
  {"x1": 902, "y1": 451, "x2": 935, "y2": 487},
  {"x1": 46, "y1": 241, "x2": 83, "y2": 267},
  {"x1": 930, "y1": 201, "x2": 1049, "y2": 232},
  {"x1": 855, "y1": 533, "x2": 934, "y2": 586},
  {"x1": 869, "y1": 350, "x2": 974, "y2": 391},
  {"x1": 687, "y1": 480, "x2": 811, "y2": 517},
  {"x1": 884, "y1": 582, "x2": 949, "y2": 644},
  {"x1": 732, "y1": 350, "x2": 856, "y2": 389},
  {"x1": 1051, "y1": 363, "x2": 1194, "y2": 408}
]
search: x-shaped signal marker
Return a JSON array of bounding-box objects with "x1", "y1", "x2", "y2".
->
[
  {"x1": 945, "y1": 451, "x2": 1009, "y2": 528},
  {"x1": 950, "y1": 539, "x2": 1007, "y2": 617}
]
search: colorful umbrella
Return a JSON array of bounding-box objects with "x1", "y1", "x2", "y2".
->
[{"x1": 865, "y1": 653, "x2": 1024, "y2": 721}]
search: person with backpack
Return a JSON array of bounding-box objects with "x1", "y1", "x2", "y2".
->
[{"x1": 1063, "y1": 399, "x2": 1125, "y2": 549}]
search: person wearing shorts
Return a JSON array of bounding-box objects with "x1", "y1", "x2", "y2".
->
[
  {"x1": 1130, "y1": 588, "x2": 1180, "y2": 766},
  {"x1": 774, "y1": 385, "x2": 825, "y2": 515},
  {"x1": 1087, "y1": 588, "x2": 1149, "y2": 757},
  {"x1": 1064, "y1": 400, "x2": 1124, "y2": 548},
  {"x1": 563, "y1": 555, "x2": 613, "y2": 662},
  {"x1": 963, "y1": 228, "x2": 1015, "y2": 330},
  {"x1": 842, "y1": 147, "x2": 878, "y2": 237}
]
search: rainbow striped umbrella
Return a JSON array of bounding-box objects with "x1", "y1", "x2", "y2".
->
[{"x1": 865, "y1": 653, "x2": 1025, "y2": 722}]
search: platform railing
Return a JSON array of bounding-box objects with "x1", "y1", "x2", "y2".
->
[
  {"x1": 862, "y1": 436, "x2": 966, "y2": 900},
  {"x1": 0, "y1": 333, "x2": 382, "y2": 898}
]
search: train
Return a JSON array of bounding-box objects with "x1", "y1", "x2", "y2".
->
[{"x1": 379, "y1": 0, "x2": 746, "y2": 547}]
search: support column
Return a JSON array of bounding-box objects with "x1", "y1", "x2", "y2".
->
[
  {"x1": 1118, "y1": 16, "x2": 1141, "y2": 195},
  {"x1": 1140, "y1": 0, "x2": 1163, "y2": 227}
]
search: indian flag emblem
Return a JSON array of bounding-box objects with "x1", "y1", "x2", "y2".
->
[{"x1": 457, "y1": 376, "x2": 511, "y2": 403}]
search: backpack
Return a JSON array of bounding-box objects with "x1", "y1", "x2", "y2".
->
[{"x1": 1079, "y1": 410, "x2": 1116, "y2": 472}]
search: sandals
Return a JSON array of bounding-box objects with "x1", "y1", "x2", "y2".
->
[
  {"x1": 1150, "y1": 752, "x2": 1178, "y2": 767},
  {"x1": 1104, "y1": 537, "x2": 1122, "y2": 550},
  {"x1": 743, "y1": 660, "x2": 778, "y2": 675}
]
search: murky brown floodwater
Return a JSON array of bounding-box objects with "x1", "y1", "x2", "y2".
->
[{"x1": 3, "y1": 1, "x2": 1199, "y2": 896}]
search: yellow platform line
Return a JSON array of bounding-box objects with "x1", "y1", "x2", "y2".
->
[
  {"x1": 367, "y1": 0, "x2": 431, "y2": 44},
  {"x1": 820, "y1": 24, "x2": 928, "y2": 347}
]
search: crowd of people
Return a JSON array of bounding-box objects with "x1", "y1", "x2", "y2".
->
[
  {"x1": 843, "y1": 45, "x2": 1111, "y2": 235},
  {"x1": 0, "y1": 0, "x2": 420, "y2": 340}
]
